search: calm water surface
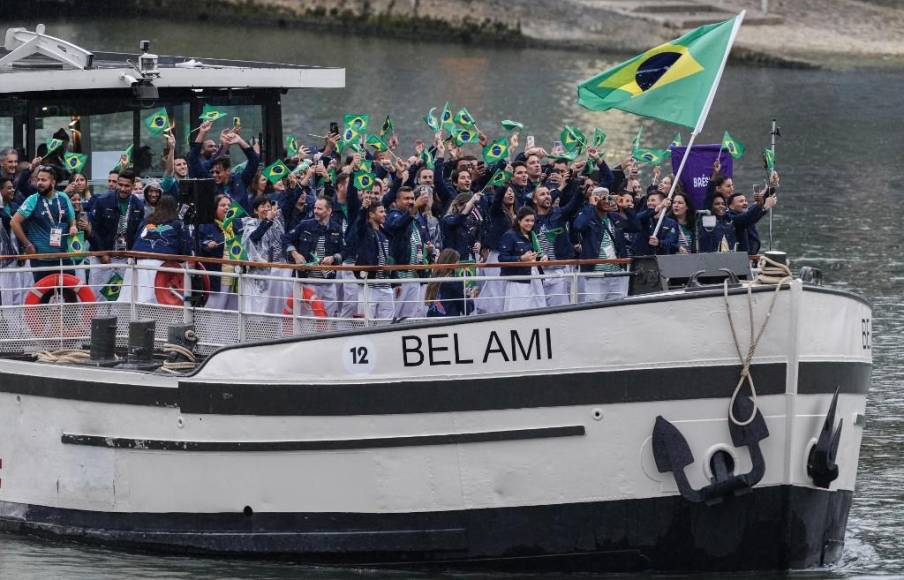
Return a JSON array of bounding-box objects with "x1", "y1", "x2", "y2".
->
[{"x1": 0, "y1": 16, "x2": 902, "y2": 579}]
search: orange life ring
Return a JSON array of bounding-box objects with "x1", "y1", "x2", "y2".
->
[
  {"x1": 283, "y1": 287, "x2": 328, "y2": 318},
  {"x1": 154, "y1": 261, "x2": 211, "y2": 306},
  {"x1": 24, "y1": 273, "x2": 96, "y2": 337}
]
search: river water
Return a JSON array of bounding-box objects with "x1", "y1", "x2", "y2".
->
[{"x1": 0, "y1": 16, "x2": 902, "y2": 579}]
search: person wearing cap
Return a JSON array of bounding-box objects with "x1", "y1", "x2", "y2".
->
[
  {"x1": 142, "y1": 178, "x2": 163, "y2": 219},
  {"x1": 573, "y1": 186, "x2": 639, "y2": 302}
]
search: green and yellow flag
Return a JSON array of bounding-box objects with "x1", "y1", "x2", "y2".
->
[
  {"x1": 292, "y1": 159, "x2": 312, "y2": 175},
  {"x1": 482, "y1": 138, "x2": 508, "y2": 164},
  {"x1": 423, "y1": 107, "x2": 440, "y2": 132},
  {"x1": 64, "y1": 152, "x2": 87, "y2": 174},
  {"x1": 366, "y1": 134, "x2": 389, "y2": 152},
  {"x1": 670, "y1": 132, "x2": 682, "y2": 148},
  {"x1": 100, "y1": 273, "x2": 123, "y2": 301},
  {"x1": 114, "y1": 144, "x2": 133, "y2": 171},
  {"x1": 454, "y1": 108, "x2": 476, "y2": 127},
  {"x1": 222, "y1": 200, "x2": 246, "y2": 229},
  {"x1": 45, "y1": 137, "x2": 64, "y2": 154},
  {"x1": 501, "y1": 120, "x2": 524, "y2": 132},
  {"x1": 344, "y1": 114, "x2": 369, "y2": 133},
  {"x1": 263, "y1": 160, "x2": 289, "y2": 184},
  {"x1": 440, "y1": 102, "x2": 455, "y2": 131},
  {"x1": 419, "y1": 148, "x2": 434, "y2": 170},
  {"x1": 144, "y1": 107, "x2": 170, "y2": 135},
  {"x1": 488, "y1": 169, "x2": 512, "y2": 187},
  {"x1": 560, "y1": 126, "x2": 586, "y2": 152},
  {"x1": 225, "y1": 236, "x2": 248, "y2": 261},
  {"x1": 592, "y1": 128, "x2": 607, "y2": 148},
  {"x1": 577, "y1": 14, "x2": 743, "y2": 129},
  {"x1": 762, "y1": 148, "x2": 775, "y2": 172},
  {"x1": 285, "y1": 135, "x2": 299, "y2": 157},
  {"x1": 67, "y1": 231, "x2": 86, "y2": 255},
  {"x1": 353, "y1": 170, "x2": 376, "y2": 190},
  {"x1": 721, "y1": 131, "x2": 745, "y2": 159},
  {"x1": 453, "y1": 127, "x2": 479, "y2": 146},
  {"x1": 633, "y1": 148, "x2": 668, "y2": 165},
  {"x1": 198, "y1": 104, "x2": 226, "y2": 122},
  {"x1": 380, "y1": 115, "x2": 394, "y2": 139}
]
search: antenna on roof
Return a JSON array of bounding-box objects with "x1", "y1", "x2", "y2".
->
[{"x1": 0, "y1": 24, "x2": 94, "y2": 70}]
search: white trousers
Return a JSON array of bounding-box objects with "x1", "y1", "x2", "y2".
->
[
  {"x1": 542, "y1": 267, "x2": 572, "y2": 307},
  {"x1": 266, "y1": 267, "x2": 293, "y2": 314},
  {"x1": 361, "y1": 285, "x2": 394, "y2": 320},
  {"x1": 118, "y1": 259, "x2": 162, "y2": 304},
  {"x1": 476, "y1": 250, "x2": 505, "y2": 314},
  {"x1": 336, "y1": 268, "x2": 361, "y2": 318},
  {"x1": 581, "y1": 276, "x2": 629, "y2": 303},
  {"x1": 394, "y1": 281, "x2": 426, "y2": 319}
]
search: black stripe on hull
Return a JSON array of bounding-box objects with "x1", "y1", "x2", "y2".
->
[
  {"x1": 178, "y1": 361, "x2": 870, "y2": 416},
  {"x1": 0, "y1": 486, "x2": 852, "y2": 572},
  {"x1": 60, "y1": 425, "x2": 585, "y2": 451},
  {"x1": 0, "y1": 361, "x2": 871, "y2": 413}
]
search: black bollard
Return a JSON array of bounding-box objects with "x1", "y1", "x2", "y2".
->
[
  {"x1": 167, "y1": 324, "x2": 198, "y2": 352},
  {"x1": 88, "y1": 316, "x2": 118, "y2": 366},
  {"x1": 119, "y1": 320, "x2": 160, "y2": 370}
]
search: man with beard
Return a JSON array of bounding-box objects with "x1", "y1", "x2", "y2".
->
[
  {"x1": 531, "y1": 183, "x2": 584, "y2": 306},
  {"x1": 10, "y1": 165, "x2": 78, "y2": 278}
]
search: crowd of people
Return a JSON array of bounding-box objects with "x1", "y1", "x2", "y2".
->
[{"x1": 0, "y1": 117, "x2": 780, "y2": 319}]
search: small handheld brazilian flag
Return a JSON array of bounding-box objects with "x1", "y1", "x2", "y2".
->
[
  {"x1": 67, "y1": 231, "x2": 86, "y2": 255},
  {"x1": 340, "y1": 125, "x2": 360, "y2": 151},
  {"x1": 100, "y1": 273, "x2": 123, "y2": 301},
  {"x1": 670, "y1": 132, "x2": 682, "y2": 148},
  {"x1": 45, "y1": 137, "x2": 64, "y2": 155},
  {"x1": 560, "y1": 125, "x2": 586, "y2": 152},
  {"x1": 198, "y1": 104, "x2": 226, "y2": 122},
  {"x1": 365, "y1": 134, "x2": 388, "y2": 152},
  {"x1": 633, "y1": 148, "x2": 667, "y2": 165},
  {"x1": 419, "y1": 148, "x2": 434, "y2": 170},
  {"x1": 501, "y1": 119, "x2": 524, "y2": 131},
  {"x1": 263, "y1": 160, "x2": 289, "y2": 184},
  {"x1": 423, "y1": 107, "x2": 440, "y2": 132},
  {"x1": 762, "y1": 148, "x2": 775, "y2": 172},
  {"x1": 222, "y1": 200, "x2": 246, "y2": 229},
  {"x1": 144, "y1": 107, "x2": 170, "y2": 135},
  {"x1": 440, "y1": 102, "x2": 454, "y2": 131},
  {"x1": 453, "y1": 127, "x2": 479, "y2": 146},
  {"x1": 380, "y1": 115, "x2": 394, "y2": 139},
  {"x1": 453, "y1": 108, "x2": 476, "y2": 128},
  {"x1": 482, "y1": 138, "x2": 508, "y2": 164},
  {"x1": 353, "y1": 170, "x2": 376, "y2": 190},
  {"x1": 285, "y1": 135, "x2": 299, "y2": 157},
  {"x1": 225, "y1": 236, "x2": 248, "y2": 261},
  {"x1": 592, "y1": 128, "x2": 607, "y2": 148},
  {"x1": 64, "y1": 152, "x2": 87, "y2": 174},
  {"x1": 344, "y1": 114, "x2": 369, "y2": 133},
  {"x1": 114, "y1": 144, "x2": 133, "y2": 171},
  {"x1": 488, "y1": 169, "x2": 512, "y2": 187},
  {"x1": 721, "y1": 131, "x2": 745, "y2": 159}
]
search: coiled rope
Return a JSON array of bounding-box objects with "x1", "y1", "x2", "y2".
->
[
  {"x1": 725, "y1": 254, "x2": 793, "y2": 426},
  {"x1": 160, "y1": 328, "x2": 198, "y2": 374},
  {"x1": 34, "y1": 349, "x2": 92, "y2": 364}
]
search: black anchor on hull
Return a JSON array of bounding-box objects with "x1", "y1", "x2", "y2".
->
[
  {"x1": 651, "y1": 388, "x2": 769, "y2": 506},
  {"x1": 807, "y1": 387, "x2": 843, "y2": 489}
]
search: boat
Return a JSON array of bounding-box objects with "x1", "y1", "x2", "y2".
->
[{"x1": 0, "y1": 25, "x2": 872, "y2": 572}]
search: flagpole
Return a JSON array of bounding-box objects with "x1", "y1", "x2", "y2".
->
[{"x1": 652, "y1": 10, "x2": 745, "y2": 238}]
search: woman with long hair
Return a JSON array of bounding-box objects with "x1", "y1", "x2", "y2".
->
[
  {"x1": 197, "y1": 194, "x2": 244, "y2": 310},
  {"x1": 497, "y1": 206, "x2": 546, "y2": 312},
  {"x1": 118, "y1": 195, "x2": 191, "y2": 304},
  {"x1": 425, "y1": 248, "x2": 474, "y2": 317},
  {"x1": 441, "y1": 191, "x2": 483, "y2": 263},
  {"x1": 669, "y1": 192, "x2": 697, "y2": 254},
  {"x1": 475, "y1": 185, "x2": 517, "y2": 314}
]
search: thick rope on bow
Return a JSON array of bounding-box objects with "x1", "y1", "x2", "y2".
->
[
  {"x1": 160, "y1": 342, "x2": 197, "y2": 374},
  {"x1": 34, "y1": 349, "x2": 91, "y2": 364},
  {"x1": 724, "y1": 256, "x2": 793, "y2": 426}
]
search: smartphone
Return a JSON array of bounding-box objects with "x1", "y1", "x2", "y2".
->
[
  {"x1": 329, "y1": 122, "x2": 339, "y2": 135},
  {"x1": 526, "y1": 135, "x2": 535, "y2": 149},
  {"x1": 232, "y1": 116, "x2": 241, "y2": 129}
]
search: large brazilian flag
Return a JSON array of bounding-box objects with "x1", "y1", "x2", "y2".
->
[{"x1": 577, "y1": 13, "x2": 743, "y2": 130}]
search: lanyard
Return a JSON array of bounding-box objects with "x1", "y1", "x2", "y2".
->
[{"x1": 41, "y1": 194, "x2": 63, "y2": 226}]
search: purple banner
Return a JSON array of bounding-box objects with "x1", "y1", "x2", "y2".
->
[{"x1": 670, "y1": 144, "x2": 733, "y2": 209}]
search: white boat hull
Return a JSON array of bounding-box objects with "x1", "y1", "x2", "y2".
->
[{"x1": 0, "y1": 282, "x2": 872, "y2": 571}]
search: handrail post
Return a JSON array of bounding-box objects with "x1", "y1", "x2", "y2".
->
[
  {"x1": 571, "y1": 268, "x2": 579, "y2": 304},
  {"x1": 56, "y1": 261, "x2": 64, "y2": 349},
  {"x1": 128, "y1": 257, "x2": 137, "y2": 320},
  {"x1": 236, "y1": 265, "x2": 245, "y2": 342},
  {"x1": 292, "y1": 276, "x2": 301, "y2": 335},
  {"x1": 362, "y1": 276, "x2": 370, "y2": 327},
  {"x1": 182, "y1": 262, "x2": 193, "y2": 324}
]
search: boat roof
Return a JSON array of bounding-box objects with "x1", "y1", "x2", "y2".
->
[{"x1": 0, "y1": 25, "x2": 345, "y2": 94}]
